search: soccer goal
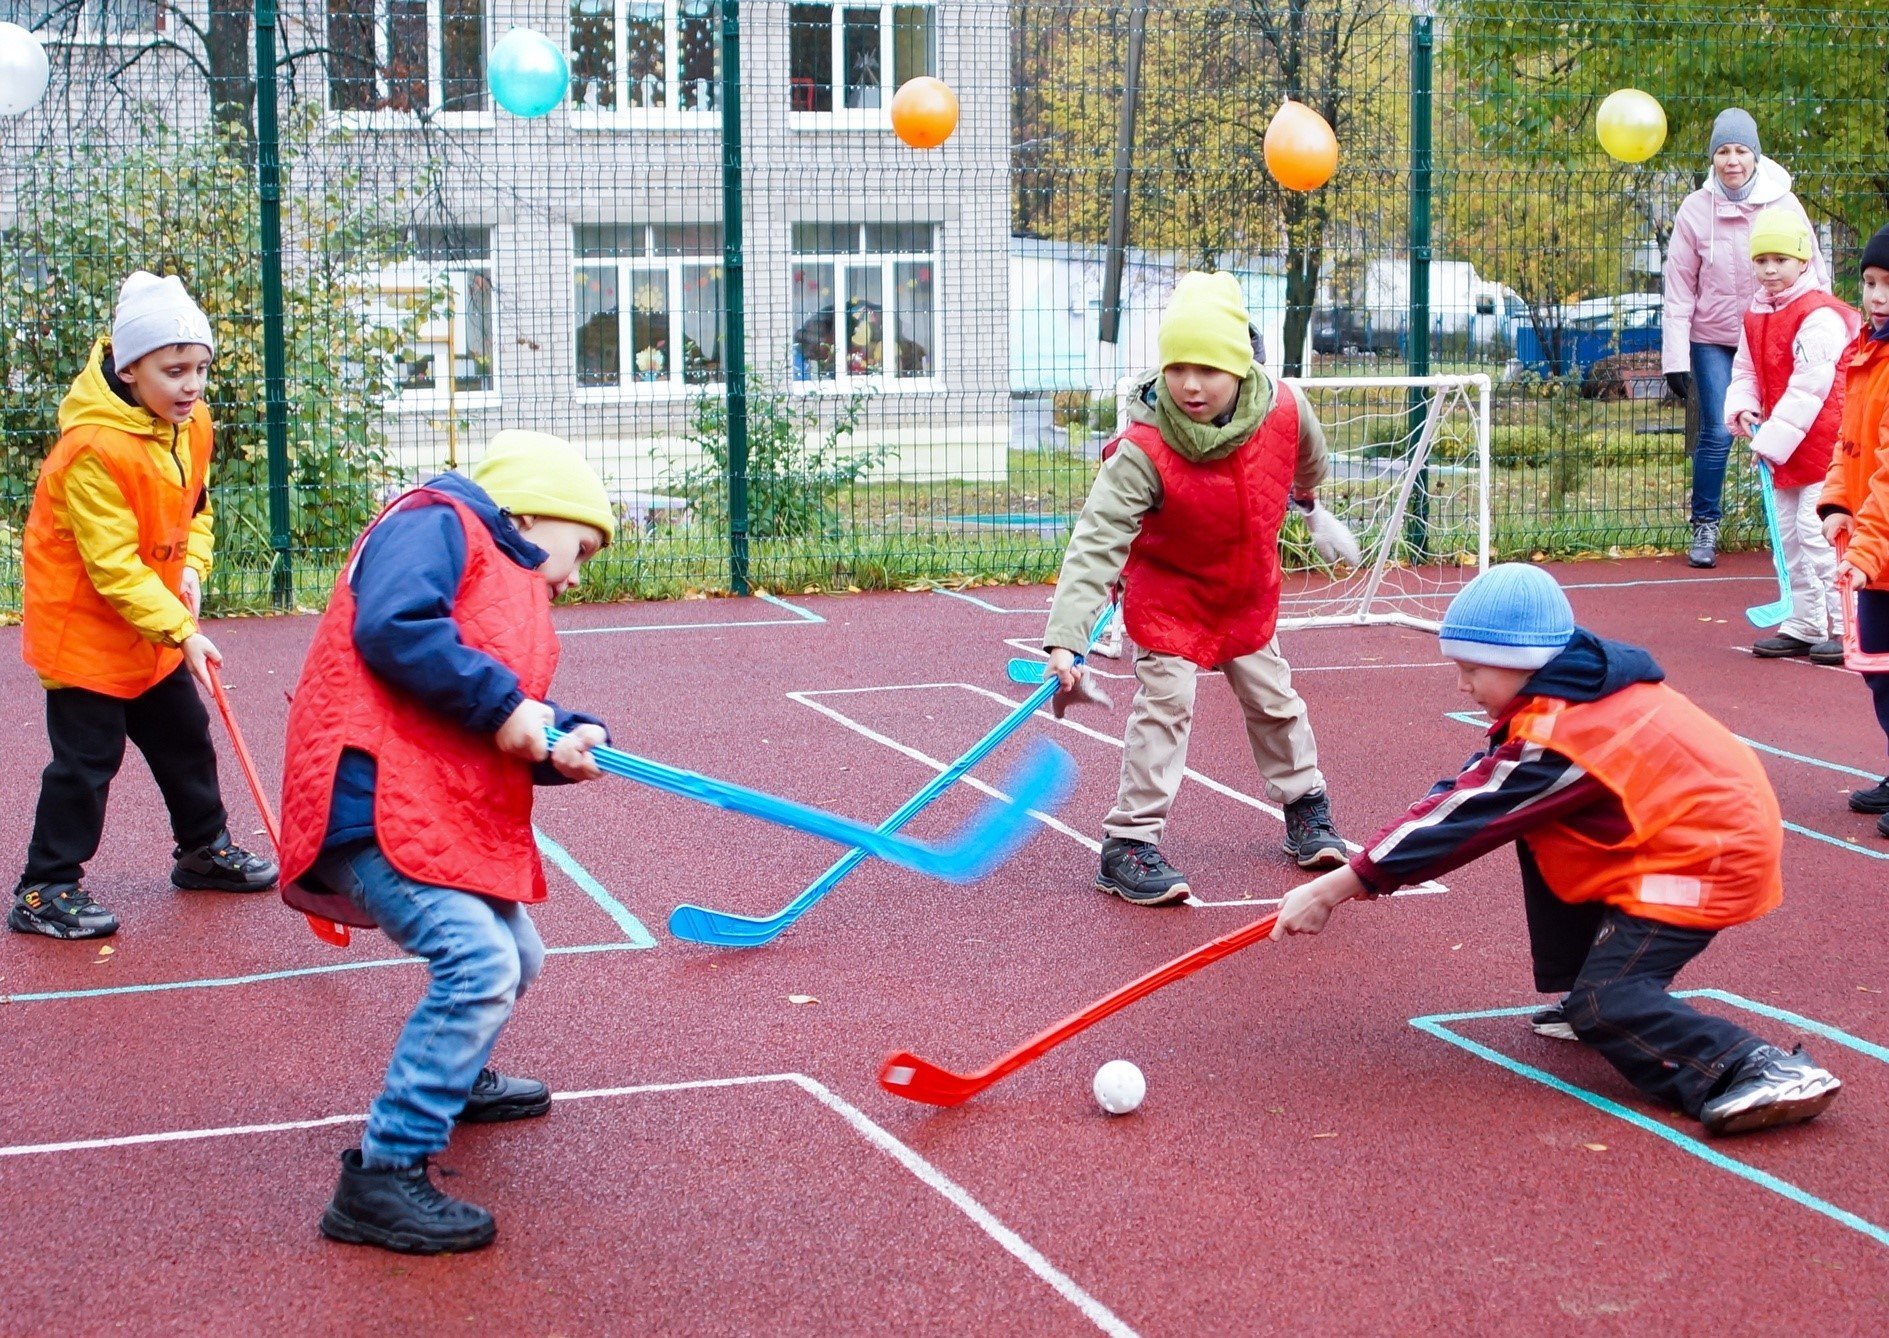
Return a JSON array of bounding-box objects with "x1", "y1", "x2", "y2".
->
[{"x1": 1276, "y1": 374, "x2": 1491, "y2": 631}]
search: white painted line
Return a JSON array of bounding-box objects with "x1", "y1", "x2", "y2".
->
[
  {"x1": 793, "y1": 681, "x2": 1445, "y2": 899},
  {"x1": 1000, "y1": 638, "x2": 1451, "y2": 680},
  {"x1": 561, "y1": 591, "x2": 825, "y2": 636},
  {"x1": 0, "y1": 1072, "x2": 1137, "y2": 1338},
  {"x1": 931, "y1": 588, "x2": 1047, "y2": 615}
]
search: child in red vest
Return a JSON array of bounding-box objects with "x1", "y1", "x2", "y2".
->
[
  {"x1": 11, "y1": 271, "x2": 277, "y2": 941},
  {"x1": 1821, "y1": 222, "x2": 1889, "y2": 831},
  {"x1": 278, "y1": 431, "x2": 615, "y2": 1254},
  {"x1": 1725, "y1": 206, "x2": 1860, "y2": 663},
  {"x1": 1273, "y1": 563, "x2": 1841, "y2": 1135},
  {"x1": 1045, "y1": 272, "x2": 1346, "y2": 905}
]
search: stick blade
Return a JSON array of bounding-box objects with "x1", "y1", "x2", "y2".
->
[
  {"x1": 667, "y1": 903, "x2": 785, "y2": 948},
  {"x1": 924, "y1": 739, "x2": 1076, "y2": 882},
  {"x1": 878, "y1": 1051, "x2": 985, "y2": 1107},
  {"x1": 1006, "y1": 657, "x2": 1050, "y2": 684}
]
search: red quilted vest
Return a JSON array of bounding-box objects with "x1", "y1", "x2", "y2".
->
[
  {"x1": 1743, "y1": 290, "x2": 1860, "y2": 489},
  {"x1": 277, "y1": 489, "x2": 558, "y2": 928},
  {"x1": 1115, "y1": 389, "x2": 1300, "y2": 667}
]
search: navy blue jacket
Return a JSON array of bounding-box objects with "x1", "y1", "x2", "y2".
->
[{"x1": 325, "y1": 472, "x2": 605, "y2": 847}]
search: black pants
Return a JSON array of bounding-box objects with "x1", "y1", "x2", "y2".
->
[
  {"x1": 1859, "y1": 588, "x2": 1889, "y2": 763},
  {"x1": 20, "y1": 667, "x2": 228, "y2": 889},
  {"x1": 1520, "y1": 844, "x2": 1762, "y2": 1118}
]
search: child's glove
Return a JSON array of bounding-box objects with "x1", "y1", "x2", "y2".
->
[{"x1": 1291, "y1": 497, "x2": 1363, "y2": 567}]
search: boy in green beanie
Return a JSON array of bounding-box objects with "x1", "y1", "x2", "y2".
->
[{"x1": 1045, "y1": 271, "x2": 1347, "y2": 904}]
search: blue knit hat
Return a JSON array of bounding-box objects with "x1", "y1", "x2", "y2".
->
[{"x1": 1439, "y1": 564, "x2": 1575, "y2": 670}]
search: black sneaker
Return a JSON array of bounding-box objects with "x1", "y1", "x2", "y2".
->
[
  {"x1": 1808, "y1": 639, "x2": 1846, "y2": 666},
  {"x1": 8, "y1": 882, "x2": 119, "y2": 940},
  {"x1": 1850, "y1": 778, "x2": 1889, "y2": 814},
  {"x1": 1687, "y1": 520, "x2": 1719, "y2": 569},
  {"x1": 1095, "y1": 838, "x2": 1190, "y2": 906},
  {"x1": 171, "y1": 828, "x2": 278, "y2": 892},
  {"x1": 1752, "y1": 633, "x2": 1814, "y2": 659},
  {"x1": 1530, "y1": 1002, "x2": 1578, "y2": 1042},
  {"x1": 319, "y1": 1148, "x2": 496, "y2": 1254},
  {"x1": 1879, "y1": 813, "x2": 1889, "y2": 840},
  {"x1": 1700, "y1": 1044, "x2": 1840, "y2": 1136},
  {"x1": 1282, "y1": 790, "x2": 1348, "y2": 870},
  {"x1": 460, "y1": 1068, "x2": 552, "y2": 1124}
]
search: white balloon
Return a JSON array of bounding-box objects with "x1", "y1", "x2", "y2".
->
[{"x1": 0, "y1": 21, "x2": 50, "y2": 117}]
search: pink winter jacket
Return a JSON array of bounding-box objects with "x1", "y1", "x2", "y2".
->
[{"x1": 1661, "y1": 157, "x2": 1827, "y2": 374}]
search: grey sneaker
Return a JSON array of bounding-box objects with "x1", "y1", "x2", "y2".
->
[
  {"x1": 1751, "y1": 633, "x2": 1814, "y2": 659},
  {"x1": 1095, "y1": 838, "x2": 1191, "y2": 906},
  {"x1": 8, "y1": 882, "x2": 119, "y2": 940},
  {"x1": 1530, "y1": 1002, "x2": 1578, "y2": 1042},
  {"x1": 1282, "y1": 790, "x2": 1348, "y2": 870},
  {"x1": 1808, "y1": 638, "x2": 1846, "y2": 666},
  {"x1": 1687, "y1": 520, "x2": 1719, "y2": 569},
  {"x1": 1700, "y1": 1044, "x2": 1840, "y2": 1136}
]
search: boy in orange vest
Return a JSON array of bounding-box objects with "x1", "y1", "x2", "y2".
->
[
  {"x1": 1272, "y1": 563, "x2": 1841, "y2": 1135},
  {"x1": 11, "y1": 272, "x2": 277, "y2": 941},
  {"x1": 1725, "y1": 206, "x2": 1859, "y2": 663},
  {"x1": 278, "y1": 430, "x2": 614, "y2": 1254},
  {"x1": 1820, "y1": 222, "x2": 1889, "y2": 831},
  {"x1": 1045, "y1": 272, "x2": 1346, "y2": 905}
]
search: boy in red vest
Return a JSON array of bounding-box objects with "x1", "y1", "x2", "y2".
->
[
  {"x1": 11, "y1": 271, "x2": 277, "y2": 941},
  {"x1": 1045, "y1": 271, "x2": 1346, "y2": 905},
  {"x1": 1821, "y1": 222, "x2": 1889, "y2": 831},
  {"x1": 1725, "y1": 206, "x2": 1860, "y2": 663},
  {"x1": 277, "y1": 431, "x2": 615, "y2": 1253},
  {"x1": 1273, "y1": 563, "x2": 1841, "y2": 1135}
]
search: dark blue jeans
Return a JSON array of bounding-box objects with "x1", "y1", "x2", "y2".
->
[
  {"x1": 1688, "y1": 341, "x2": 1739, "y2": 525},
  {"x1": 1860, "y1": 587, "x2": 1889, "y2": 763},
  {"x1": 1521, "y1": 847, "x2": 1762, "y2": 1118}
]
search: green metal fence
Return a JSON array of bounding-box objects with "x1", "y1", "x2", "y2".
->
[{"x1": 3, "y1": 0, "x2": 1887, "y2": 616}]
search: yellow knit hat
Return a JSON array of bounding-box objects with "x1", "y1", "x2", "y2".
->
[
  {"x1": 1749, "y1": 206, "x2": 1813, "y2": 262},
  {"x1": 1158, "y1": 271, "x2": 1253, "y2": 378},
  {"x1": 472, "y1": 430, "x2": 616, "y2": 545}
]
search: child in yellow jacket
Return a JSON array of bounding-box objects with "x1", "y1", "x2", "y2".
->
[{"x1": 11, "y1": 272, "x2": 277, "y2": 940}]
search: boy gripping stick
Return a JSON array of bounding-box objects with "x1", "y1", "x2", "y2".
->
[
  {"x1": 1046, "y1": 272, "x2": 1347, "y2": 906},
  {"x1": 1725, "y1": 206, "x2": 1859, "y2": 664},
  {"x1": 276, "y1": 432, "x2": 615, "y2": 1254},
  {"x1": 1820, "y1": 222, "x2": 1889, "y2": 832},
  {"x1": 11, "y1": 272, "x2": 277, "y2": 940},
  {"x1": 1272, "y1": 564, "x2": 1841, "y2": 1136}
]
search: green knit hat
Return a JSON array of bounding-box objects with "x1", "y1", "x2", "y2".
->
[{"x1": 1158, "y1": 271, "x2": 1253, "y2": 378}]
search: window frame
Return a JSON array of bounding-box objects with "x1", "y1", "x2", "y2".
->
[
  {"x1": 378, "y1": 227, "x2": 500, "y2": 413},
  {"x1": 3, "y1": 0, "x2": 163, "y2": 45},
  {"x1": 789, "y1": 221, "x2": 940, "y2": 394},
  {"x1": 787, "y1": 0, "x2": 937, "y2": 132},
  {"x1": 569, "y1": 0, "x2": 721, "y2": 131},
  {"x1": 571, "y1": 223, "x2": 727, "y2": 400},
  {"x1": 324, "y1": 0, "x2": 495, "y2": 130}
]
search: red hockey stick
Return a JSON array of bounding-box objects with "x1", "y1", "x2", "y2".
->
[
  {"x1": 207, "y1": 666, "x2": 351, "y2": 947},
  {"x1": 879, "y1": 910, "x2": 1281, "y2": 1106}
]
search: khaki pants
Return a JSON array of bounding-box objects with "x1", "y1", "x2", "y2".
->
[{"x1": 1103, "y1": 639, "x2": 1325, "y2": 844}]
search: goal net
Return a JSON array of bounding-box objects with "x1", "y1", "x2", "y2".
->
[{"x1": 1276, "y1": 374, "x2": 1491, "y2": 631}]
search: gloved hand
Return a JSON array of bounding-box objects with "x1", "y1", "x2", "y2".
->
[
  {"x1": 1665, "y1": 371, "x2": 1691, "y2": 402},
  {"x1": 1052, "y1": 671, "x2": 1114, "y2": 720},
  {"x1": 1292, "y1": 498, "x2": 1363, "y2": 567}
]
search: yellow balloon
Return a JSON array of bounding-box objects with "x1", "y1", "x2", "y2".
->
[{"x1": 1596, "y1": 88, "x2": 1667, "y2": 164}]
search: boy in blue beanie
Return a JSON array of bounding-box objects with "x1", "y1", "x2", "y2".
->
[{"x1": 1272, "y1": 563, "x2": 1840, "y2": 1135}]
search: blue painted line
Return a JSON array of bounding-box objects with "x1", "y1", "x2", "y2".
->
[
  {"x1": 1410, "y1": 1010, "x2": 1889, "y2": 1250},
  {"x1": 1675, "y1": 989, "x2": 1889, "y2": 1064},
  {"x1": 4, "y1": 941, "x2": 647, "y2": 1005},
  {"x1": 534, "y1": 828, "x2": 657, "y2": 947},
  {"x1": 1779, "y1": 818, "x2": 1889, "y2": 860},
  {"x1": 930, "y1": 587, "x2": 1041, "y2": 615},
  {"x1": 1731, "y1": 735, "x2": 1881, "y2": 782}
]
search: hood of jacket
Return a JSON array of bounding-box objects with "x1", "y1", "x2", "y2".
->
[
  {"x1": 1702, "y1": 155, "x2": 1795, "y2": 208},
  {"x1": 58, "y1": 336, "x2": 175, "y2": 440},
  {"x1": 1520, "y1": 628, "x2": 1665, "y2": 704},
  {"x1": 415, "y1": 469, "x2": 550, "y2": 571}
]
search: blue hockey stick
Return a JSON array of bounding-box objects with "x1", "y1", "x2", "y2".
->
[
  {"x1": 551, "y1": 728, "x2": 1075, "y2": 887},
  {"x1": 667, "y1": 605, "x2": 1117, "y2": 947},
  {"x1": 1745, "y1": 463, "x2": 1794, "y2": 629}
]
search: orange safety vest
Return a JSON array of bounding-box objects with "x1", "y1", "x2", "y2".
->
[
  {"x1": 1506, "y1": 682, "x2": 1782, "y2": 930},
  {"x1": 21, "y1": 410, "x2": 212, "y2": 699}
]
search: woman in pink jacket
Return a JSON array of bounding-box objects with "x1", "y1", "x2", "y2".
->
[{"x1": 1662, "y1": 108, "x2": 1827, "y2": 568}]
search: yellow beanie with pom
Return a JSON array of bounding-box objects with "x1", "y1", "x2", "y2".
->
[
  {"x1": 1157, "y1": 271, "x2": 1253, "y2": 378},
  {"x1": 472, "y1": 430, "x2": 616, "y2": 545}
]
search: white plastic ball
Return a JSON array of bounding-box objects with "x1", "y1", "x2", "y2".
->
[
  {"x1": 0, "y1": 21, "x2": 51, "y2": 117},
  {"x1": 1092, "y1": 1059, "x2": 1146, "y2": 1115}
]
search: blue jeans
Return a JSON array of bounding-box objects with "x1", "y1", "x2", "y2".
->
[
  {"x1": 1688, "y1": 341, "x2": 1739, "y2": 525},
  {"x1": 312, "y1": 840, "x2": 546, "y2": 1168}
]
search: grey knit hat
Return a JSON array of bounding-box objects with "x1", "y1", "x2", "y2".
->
[{"x1": 1709, "y1": 107, "x2": 1760, "y2": 158}]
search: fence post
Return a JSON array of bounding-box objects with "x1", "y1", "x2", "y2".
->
[
  {"x1": 720, "y1": 0, "x2": 750, "y2": 595},
  {"x1": 254, "y1": 0, "x2": 292, "y2": 609},
  {"x1": 1405, "y1": 10, "x2": 1434, "y2": 557},
  {"x1": 1099, "y1": 0, "x2": 1149, "y2": 345}
]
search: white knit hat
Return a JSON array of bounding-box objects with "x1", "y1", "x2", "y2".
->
[{"x1": 111, "y1": 271, "x2": 214, "y2": 368}]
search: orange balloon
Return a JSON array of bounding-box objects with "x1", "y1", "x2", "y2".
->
[
  {"x1": 1264, "y1": 99, "x2": 1338, "y2": 192},
  {"x1": 891, "y1": 76, "x2": 958, "y2": 149}
]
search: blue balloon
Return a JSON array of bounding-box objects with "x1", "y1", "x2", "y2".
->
[{"x1": 489, "y1": 28, "x2": 569, "y2": 119}]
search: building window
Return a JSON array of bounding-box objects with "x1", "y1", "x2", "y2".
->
[
  {"x1": 328, "y1": 0, "x2": 486, "y2": 116},
  {"x1": 570, "y1": 0, "x2": 719, "y2": 118},
  {"x1": 573, "y1": 223, "x2": 725, "y2": 390},
  {"x1": 790, "y1": 222, "x2": 935, "y2": 386},
  {"x1": 378, "y1": 226, "x2": 495, "y2": 402},
  {"x1": 787, "y1": 2, "x2": 934, "y2": 119},
  {"x1": 0, "y1": 0, "x2": 161, "y2": 38}
]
